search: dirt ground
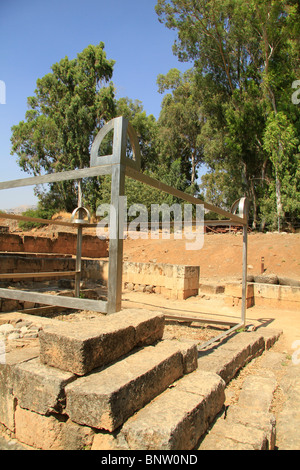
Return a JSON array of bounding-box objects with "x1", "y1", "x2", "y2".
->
[
  {"x1": 1, "y1": 215, "x2": 299, "y2": 352},
  {"x1": 3, "y1": 215, "x2": 300, "y2": 281},
  {"x1": 123, "y1": 231, "x2": 300, "y2": 282},
  {"x1": 0, "y1": 220, "x2": 299, "y2": 449}
]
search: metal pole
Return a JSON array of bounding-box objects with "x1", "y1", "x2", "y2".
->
[
  {"x1": 241, "y1": 223, "x2": 248, "y2": 326},
  {"x1": 107, "y1": 117, "x2": 127, "y2": 314},
  {"x1": 75, "y1": 179, "x2": 83, "y2": 298},
  {"x1": 75, "y1": 224, "x2": 83, "y2": 298}
]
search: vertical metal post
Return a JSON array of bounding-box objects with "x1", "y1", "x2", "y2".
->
[
  {"x1": 75, "y1": 180, "x2": 83, "y2": 298},
  {"x1": 107, "y1": 117, "x2": 127, "y2": 314},
  {"x1": 75, "y1": 224, "x2": 83, "y2": 298},
  {"x1": 241, "y1": 223, "x2": 248, "y2": 326}
]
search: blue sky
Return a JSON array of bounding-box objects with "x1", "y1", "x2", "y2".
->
[{"x1": 0, "y1": 0, "x2": 191, "y2": 210}]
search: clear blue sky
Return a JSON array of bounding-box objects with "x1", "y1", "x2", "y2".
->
[{"x1": 0, "y1": 0, "x2": 191, "y2": 210}]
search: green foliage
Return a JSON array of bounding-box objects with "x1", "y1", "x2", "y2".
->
[
  {"x1": 156, "y1": 0, "x2": 300, "y2": 230},
  {"x1": 18, "y1": 206, "x2": 56, "y2": 231},
  {"x1": 157, "y1": 68, "x2": 204, "y2": 184},
  {"x1": 10, "y1": 7, "x2": 300, "y2": 230},
  {"x1": 11, "y1": 43, "x2": 116, "y2": 213}
]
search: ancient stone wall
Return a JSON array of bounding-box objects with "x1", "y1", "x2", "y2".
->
[{"x1": 0, "y1": 232, "x2": 108, "y2": 258}]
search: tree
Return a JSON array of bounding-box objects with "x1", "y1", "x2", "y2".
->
[
  {"x1": 11, "y1": 43, "x2": 116, "y2": 212},
  {"x1": 263, "y1": 112, "x2": 300, "y2": 230},
  {"x1": 96, "y1": 97, "x2": 194, "y2": 214},
  {"x1": 155, "y1": 0, "x2": 300, "y2": 229},
  {"x1": 157, "y1": 68, "x2": 204, "y2": 184}
]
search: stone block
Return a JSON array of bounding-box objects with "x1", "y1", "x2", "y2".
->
[
  {"x1": 253, "y1": 283, "x2": 300, "y2": 303},
  {"x1": 199, "y1": 420, "x2": 268, "y2": 450},
  {"x1": 237, "y1": 375, "x2": 277, "y2": 412},
  {"x1": 121, "y1": 370, "x2": 225, "y2": 450},
  {"x1": 198, "y1": 332, "x2": 265, "y2": 384},
  {"x1": 15, "y1": 405, "x2": 66, "y2": 450},
  {"x1": 122, "y1": 262, "x2": 200, "y2": 300},
  {"x1": 14, "y1": 406, "x2": 94, "y2": 450},
  {"x1": 39, "y1": 309, "x2": 165, "y2": 376},
  {"x1": 225, "y1": 282, "x2": 254, "y2": 298},
  {"x1": 65, "y1": 340, "x2": 197, "y2": 432},
  {"x1": 0, "y1": 347, "x2": 39, "y2": 432},
  {"x1": 1, "y1": 299, "x2": 19, "y2": 313},
  {"x1": 199, "y1": 283, "x2": 225, "y2": 295},
  {"x1": 226, "y1": 405, "x2": 276, "y2": 450},
  {"x1": 13, "y1": 358, "x2": 76, "y2": 415}
]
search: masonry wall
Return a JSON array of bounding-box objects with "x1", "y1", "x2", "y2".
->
[
  {"x1": 123, "y1": 262, "x2": 200, "y2": 300},
  {"x1": 0, "y1": 232, "x2": 108, "y2": 258}
]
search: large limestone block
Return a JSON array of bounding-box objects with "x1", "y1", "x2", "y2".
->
[
  {"x1": 121, "y1": 370, "x2": 225, "y2": 450},
  {"x1": 39, "y1": 309, "x2": 165, "y2": 376},
  {"x1": 13, "y1": 358, "x2": 76, "y2": 415},
  {"x1": 0, "y1": 347, "x2": 39, "y2": 432},
  {"x1": 14, "y1": 406, "x2": 94, "y2": 450},
  {"x1": 65, "y1": 340, "x2": 197, "y2": 432}
]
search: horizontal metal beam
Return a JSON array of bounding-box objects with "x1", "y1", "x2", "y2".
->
[
  {"x1": 125, "y1": 166, "x2": 246, "y2": 225},
  {"x1": 164, "y1": 314, "x2": 237, "y2": 327},
  {"x1": 197, "y1": 322, "x2": 244, "y2": 351},
  {"x1": 0, "y1": 288, "x2": 108, "y2": 314},
  {"x1": 0, "y1": 164, "x2": 113, "y2": 191},
  {"x1": 0, "y1": 211, "x2": 86, "y2": 228},
  {"x1": 0, "y1": 271, "x2": 78, "y2": 280}
]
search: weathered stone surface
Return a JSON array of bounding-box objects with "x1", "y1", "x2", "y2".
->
[
  {"x1": 91, "y1": 432, "x2": 129, "y2": 451},
  {"x1": 14, "y1": 406, "x2": 94, "y2": 450},
  {"x1": 277, "y1": 408, "x2": 300, "y2": 450},
  {"x1": 63, "y1": 419, "x2": 95, "y2": 450},
  {"x1": 0, "y1": 232, "x2": 108, "y2": 258},
  {"x1": 13, "y1": 358, "x2": 76, "y2": 415},
  {"x1": 259, "y1": 328, "x2": 283, "y2": 350},
  {"x1": 198, "y1": 332, "x2": 266, "y2": 384},
  {"x1": 199, "y1": 421, "x2": 268, "y2": 450},
  {"x1": 39, "y1": 309, "x2": 165, "y2": 376},
  {"x1": 276, "y1": 363, "x2": 300, "y2": 450},
  {"x1": 254, "y1": 274, "x2": 278, "y2": 284},
  {"x1": 226, "y1": 406, "x2": 276, "y2": 450},
  {"x1": 15, "y1": 406, "x2": 66, "y2": 450},
  {"x1": 121, "y1": 370, "x2": 225, "y2": 450},
  {"x1": 199, "y1": 434, "x2": 255, "y2": 450},
  {"x1": 65, "y1": 340, "x2": 197, "y2": 432},
  {"x1": 237, "y1": 374, "x2": 277, "y2": 412},
  {"x1": 123, "y1": 262, "x2": 200, "y2": 300},
  {"x1": 0, "y1": 347, "x2": 39, "y2": 432}
]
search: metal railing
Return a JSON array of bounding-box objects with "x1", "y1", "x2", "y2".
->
[{"x1": 0, "y1": 117, "x2": 249, "y2": 343}]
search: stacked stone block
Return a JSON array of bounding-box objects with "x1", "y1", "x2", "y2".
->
[{"x1": 0, "y1": 309, "x2": 226, "y2": 450}]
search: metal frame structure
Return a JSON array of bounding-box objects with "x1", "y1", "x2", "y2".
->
[{"x1": 0, "y1": 117, "x2": 249, "y2": 342}]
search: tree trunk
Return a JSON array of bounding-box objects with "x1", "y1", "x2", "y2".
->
[
  {"x1": 191, "y1": 153, "x2": 196, "y2": 184},
  {"x1": 274, "y1": 166, "x2": 283, "y2": 232}
]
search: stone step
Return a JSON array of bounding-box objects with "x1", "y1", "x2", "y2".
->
[
  {"x1": 197, "y1": 329, "x2": 282, "y2": 384},
  {"x1": 92, "y1": 369, "x2": 225, "y2": 450},
  {"x1": 39, "y1": 309, "x2": 165, "y2": 376},
  {"x1": 198, "y1": 373, "x2": 277, "y2": 450},
  {"x1": 65, "y1": 339, "x2": 198, "y2": 432}
]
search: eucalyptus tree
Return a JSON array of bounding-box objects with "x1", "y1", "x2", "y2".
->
[
  {"x1": 11, "y1": 43, "x2": 116, "y2": 212},
  {"x1": 156, "y1": 68, "x2": 204, "y2": 185},
  {"x1": 155, "y1": 0, "x2": 300, "y2": 229}
]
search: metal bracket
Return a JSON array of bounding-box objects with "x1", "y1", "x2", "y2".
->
[
  {"x1": 90, "y1": 117, "x2": 141, "y2": 171},
  {"x1": 71, "y1": 206, "x2": 91, "y2": 225},
  {"x1": 231, "y1": 197, "x2": 249, "y2": 221}
]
